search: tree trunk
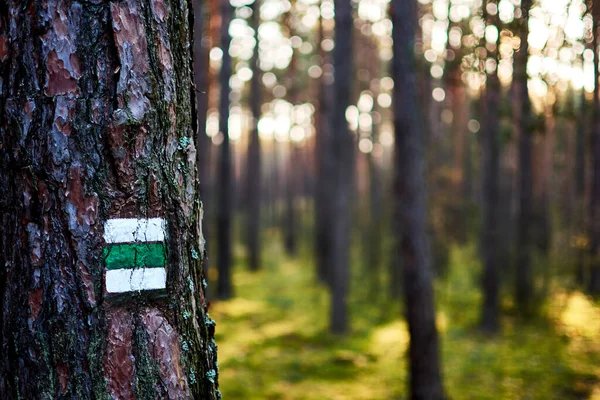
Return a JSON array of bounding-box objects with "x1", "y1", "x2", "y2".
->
[
  {"x1": 246, "y1": 0, "x2": 262, "y2": 271},
  {"x1": 444, "y1": 13, "x2": 467, "y2": 244},
  {"x1": 0, "y1": 1, "x2": 220, "y2": 398},
  {"x1": 216, "y1": 0, "x2": 233, "y2": 299},
  {"x1": 193, "y1": 0, "x2": 212, "y2": 202},
  {"x1": 315, "y1": 2, "x2": 334, "y2": 285},
  {"x1": 515, "y1": 0, "x2": 534, "y2": 312},
  {"x1": 480, "y1": 0, "x2": 501, "y2": 333},
  {"x1": 285, "y1": 12, "x2": 298, "y2": 257},
  {"x1": 391, "y1": 1, "x2": 445, "y2": 398},
  {"x1": 329, "y1": 0, "x2": 353, "y2": 334},
  {"x1": 589, "y1": 0, "x2": 600, "y2": 294},
  {"x1": 367, "y1": 114, "x2": 384, "y2": 297},
  {"x1": 284, "y1": 143, "x2": 298, "y2": 256},
  {"x1": 576, "y1": 91, "x2": 587, "y2": 285}
]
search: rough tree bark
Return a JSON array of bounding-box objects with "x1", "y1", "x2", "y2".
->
[
  {"x1": 480, "y1": 0, "x2": 501, "y2": 333},
  {"x1": 330, "y1": 0, "x2": 353, "y2": 334},
  {"x1": 246, "y1": 0, "x2": 262, "y2": 271},
  {"x1": 391, "y1": 0, "x2": 445, "y2": 398},
  {"x1": 0, "y1": 0, "x2": 220, "y2": 398},
  {"x1": 216, "y1": 0, "x2": 233, "y2": 298},
  {"x1": 515, "y1": 0, "x2": 534, "y2": 311}
]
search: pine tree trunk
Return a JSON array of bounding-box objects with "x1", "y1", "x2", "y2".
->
[
  {"x1": 246, "y1": 0, "x2": 261, "y2": 271},
  {"x1": 193, "y1": 0, "x2": 212, "y2": 202},
  {"x1": 480, "y1": 0, "x2": 501, "y2": 333},
  {"x1": 0, "y1": 1, "x2": 219, "y2": 398},
  {"x1": 216, "y1": 0, "x2": 233, "y2": 298},
  {"x1": 589, "y1": 0, "x2": 600, "y2": 294},
  {"x1": 575, "y1": 91, "x2": 587, "y2": 285},
  {"x1": 285, "y1": 16, "x2": 298, "y2": 257},
  {"x1": 391, "y1": 1, "x2": 444, "y2": 398},
  {"x1": 329, "y1": 0, "x2": 353, "y2": 334},
  {"x1": 515, "y1": 0, "x2": 534, "y2": 311},
  {"x1": 367, "y1": 114, "x2": 383, "y2": 297},
  {"x1": 284, "y1": 143, "x2": 298, "y2": 256},
  {"x1": 315, "y1": 2, "x2": 334, "y2": 285}
]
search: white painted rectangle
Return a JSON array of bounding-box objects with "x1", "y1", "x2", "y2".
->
[
  {"x1": 103, "y1": 218, "x2": 165, "y2": 244},
  {"x1": 105, "y1": 268, "x2": 167, "y2": 293}
]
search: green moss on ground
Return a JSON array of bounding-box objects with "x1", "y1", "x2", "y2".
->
[{"x1": 210, "y1": 233, "x2": 600, "y2": 400}]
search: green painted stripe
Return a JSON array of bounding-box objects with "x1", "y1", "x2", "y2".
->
[{"x1": 103, "y1": 242, "x2": 166, "y2": 270}]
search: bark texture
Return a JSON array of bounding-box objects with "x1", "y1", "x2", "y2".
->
[
  {"x1": 480, "y1": 0, "x2": 501, "y2": 333},
  {"x1": 391, "y1": 0, "x2": 444, "y2": 398},
  {"x1": 0, "y1": 1, "x2": 219, "y2": 398}
]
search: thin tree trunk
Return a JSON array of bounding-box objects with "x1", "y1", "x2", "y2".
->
[
  {"x1": 285, "y1": 143, "x2": 299, "y2": 255},
  {"x1": 315, "y1": 3, "x2": 334, "y2": 285},
  {"x1": 445, "y1": 13, "x2": 467, "y2": 244},
  {"x1": 480, "y1": 0, "x2": 501, "y2": 333},
  {"x1": 590, "y1": 0, "x2": 600, "y2": 294},
  {"x1": 391, "y1": 1, "x2": 445, "y2": 398},
  {"x1": 193, "y1": 0, "x2": 212, "y2": 202},
  {"x1": 515, "y1": 0, "x2": 534, "y2": 312},
  {"x1": 367, "y1": 116, "x2": 384, "y2": 297},
  {"x1": 217, "y1": 0, "x2": 233, "y2": 298},
  {"x1": 246, "y1": 0, "x2": 262, "y2": 271},
  {"x1": 0, "y1": 1, "x2": 219, "y2": 398},
  {"x1": 576, "y1": 91, "x2": 587, "y2": 285},
  {"x1": 285, "y1": 12, "x2": 298, "y2": 257},
  {"x1": 463, "y1": 105, "x2": 475, "y2": 204},
  {"x1": 330, "y1": 0, "x2": 353, "y2": 334}
]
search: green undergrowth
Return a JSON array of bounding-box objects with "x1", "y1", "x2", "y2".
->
[{"x1": 210, "y1": 232, "x2": 600, "y2": 399}]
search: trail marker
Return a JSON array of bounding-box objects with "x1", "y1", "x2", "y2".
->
[{"x1": 103, "y1": 218, "x2": 167, "y2": 294}]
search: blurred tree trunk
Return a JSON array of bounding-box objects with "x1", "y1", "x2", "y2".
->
[
  {"x1": 193, "y1": 0, "x2": 212, "y2": 202},
  {"x1": 445, "y1": 12, "x2": 467, "y2": 244},
  {"x1": 576, "y1": 91, "x2": 587, "y2": 286},
  {"x1": 329, "y1": 0, "x2": 353, "y2": 334},
  {"x1": 272, "y1": 139, "x2": 282, "y2": 224},
  {"x1": 284, "y1": 142, "x2": 299, "y2": 256},
  {"x1": 590, "y1": 0, "x2": 600, "y2": 294},
  {"x1": 246, "y1": 0, "x2": 262, "y2": 270},
  {"x1": 462, "y1": 102, "x2": 475, "y2": 204},
  {"x1": 367, "y1": 110, "x2": 384, "y2": 297},
  {"x1": 391, "y1": 0, "x2": 445, "y2": 398},
  {"x1": 315, "y1": 3, "x2": 334, "y2": 285},
  {"x1": 285, "y1": 6, "x2": 298, "y2": 256},
  {"x1": 217, "y1": 0, "x2": 233, "y2": 298},
  {"x1": 531, "y1": 104, "x2": 553, "y2": 261},
  {"x1": 0, "y1": 0, "x2": 220, "y2": 398},
  {"x1": 480, "y1": 0, "x2": 501, "y2": 333},
  {"x1": 515, "y1": 0, "x2": 534, "y2": 312}
]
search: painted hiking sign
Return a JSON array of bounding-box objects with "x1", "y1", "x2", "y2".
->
[{"x1": 103, "y1": 218, "x2": 168, "y2": 294}]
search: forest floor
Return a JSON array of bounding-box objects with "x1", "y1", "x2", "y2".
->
[{"x1": 209, "y1": 230, "x2": 600, "y2": 399}]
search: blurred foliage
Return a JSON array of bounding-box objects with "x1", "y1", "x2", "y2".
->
[{"x1": 210, "y1": 232, "x2": 600, "y2": 399}]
